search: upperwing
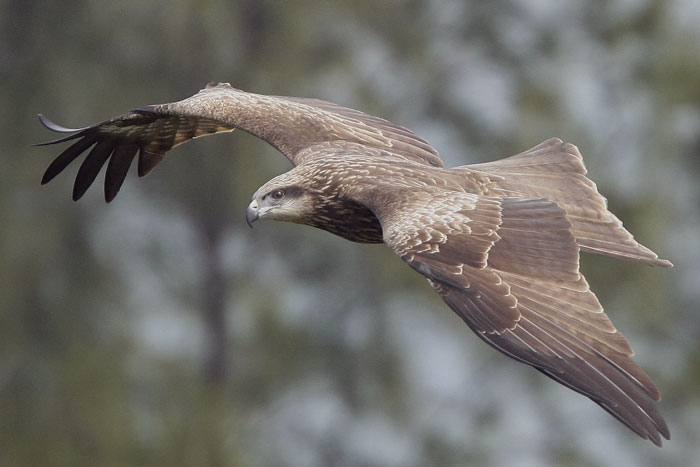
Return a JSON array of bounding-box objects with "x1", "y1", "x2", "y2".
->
[
  {"x1": 377, "y1": 191, "x2": 670, "y2": 446},
  {"x1": 37, "y1": 83, "x2": 442, "y2": 202}
]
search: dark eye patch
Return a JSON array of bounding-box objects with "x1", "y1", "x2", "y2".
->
[{"x1": 279, "y1": 185, "x2": 304, "y2": 198}]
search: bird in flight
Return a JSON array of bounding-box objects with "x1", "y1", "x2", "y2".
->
[{"x1": 38, "y1": 83, "x2": 672, "y2": 445}]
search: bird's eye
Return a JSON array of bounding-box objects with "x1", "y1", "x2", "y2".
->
[{"x1": 270, "y1": 189, "x2": 284, "y2": 200}]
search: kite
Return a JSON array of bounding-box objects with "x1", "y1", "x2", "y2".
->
[{"x1": 37, "y1": 83, "x2": 673, "y2": 445}]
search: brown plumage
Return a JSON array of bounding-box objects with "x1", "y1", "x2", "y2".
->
[{"x1": 37, "y1": 83, "x2": 673, "y2": 445}]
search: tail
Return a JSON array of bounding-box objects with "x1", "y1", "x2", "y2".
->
[{"x1": 463, "y1": 138, "x2": 672, "y2": 267}]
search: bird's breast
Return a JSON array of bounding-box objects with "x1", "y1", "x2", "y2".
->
[{"x1": 305, "y1": 195, "x2": 384, "y2": 244}]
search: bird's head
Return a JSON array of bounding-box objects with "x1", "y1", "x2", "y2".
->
[{"x1": 246, "y1": 174, "x2": 318, "y2": 228}]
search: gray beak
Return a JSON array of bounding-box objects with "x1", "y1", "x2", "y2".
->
[{"x1": 245, "y1": 201, "x2": 259, "y2": 228}]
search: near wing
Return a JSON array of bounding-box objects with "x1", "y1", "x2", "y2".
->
[
  {"x1": 37, "y1": 83, "x2": 442, "y2": 202},
  {"x1": 378, "y1": 192, "x2": 670, "y2": 446}
]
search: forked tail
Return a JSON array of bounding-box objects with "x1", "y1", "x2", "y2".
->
[{"x1": 463, "y1": 138, "x2": 672, "y2": 267}]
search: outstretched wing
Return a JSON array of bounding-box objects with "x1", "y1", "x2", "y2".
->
[
  {"x1": 378, "y1": 192, "x2": 670, "y2": 446},
  {"x1": 37, "y1": 83, "x2": 442, "y2": 202}
]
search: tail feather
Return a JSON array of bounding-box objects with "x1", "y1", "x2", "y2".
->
[{"x1": 464, "y1": 138, "x2": 672, "y2": 268}]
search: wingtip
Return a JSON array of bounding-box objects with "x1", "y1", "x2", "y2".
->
[
  {"x1": 647, "y1": 426, "x2": 671, "y2": 447},
  {"x1": 104, "y1": 187, "x2": 118, "y2": 203},
  {"x1": 37, "y1": 113, "x2": 53, "y2": 130},
  {"x1": 37, "y1": 113, "x2": 83, "y2": 133},
  {"x1": 72, "y1": 183, "x2": 86, "y2": 202},
  {"x1": 34, "y1": 114, "x2": 88, "y2": 147},
  {"x1": 647, "y1": 257, "x2": 674, "y2": 268}
]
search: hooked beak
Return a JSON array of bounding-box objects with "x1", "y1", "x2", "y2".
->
[{"x1": 245, "y1": 200, "x2": 259, "y2": 228}]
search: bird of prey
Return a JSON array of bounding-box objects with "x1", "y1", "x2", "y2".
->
[{"x1": 37, "y1": 83, "x2": 672, "y2": 445}]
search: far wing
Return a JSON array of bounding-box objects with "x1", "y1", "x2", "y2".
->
[
  {"x1": 378, "y1": 192, "x2": 669, "y2": 446},
  {"x1": 37, "y1": 83, "x2": 442, "y2": 202}
]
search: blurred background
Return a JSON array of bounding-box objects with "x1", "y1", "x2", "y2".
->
[{"x1": 2, "y1": 0, "x2": 699, "y2": 466}]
